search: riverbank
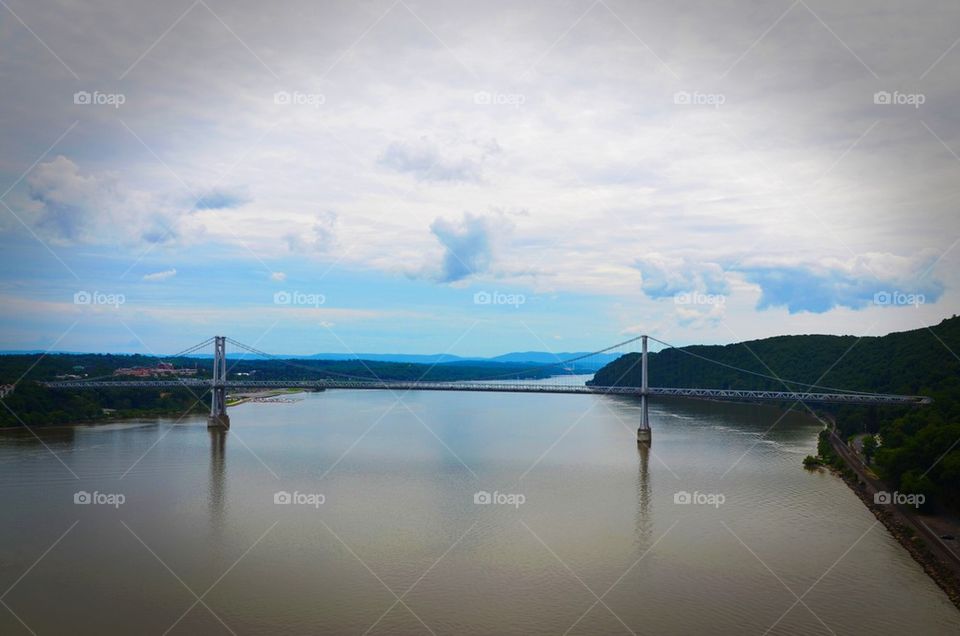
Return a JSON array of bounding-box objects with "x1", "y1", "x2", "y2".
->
[
  {"x1": 819, "y1": 418, "x2": 960, "y2": 612},
  {"x1": 226, "y1": 387, "x2": 307, "y2": 406},
  {"x1": 0, "y1": 387, "x2": 312, "y2": 430},
  {"x1": 0, "y1": 404, "x2": 208, "y2": 429}
]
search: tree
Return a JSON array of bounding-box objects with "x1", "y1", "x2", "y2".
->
[
  {"x1": 900, "y1": 469, "x2": 936, "y2": 512},
  {"x1": 862, "y1": 435, "x2": 878, "y2": 465}
]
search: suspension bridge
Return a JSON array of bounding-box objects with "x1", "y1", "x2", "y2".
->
[{"x1": 41, "y1": 335, "x2": 933, "y2": 443}]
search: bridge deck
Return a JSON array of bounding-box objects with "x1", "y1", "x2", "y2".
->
[{"x1": 40, "y1": 379, "x2": 932, "y2": 406}]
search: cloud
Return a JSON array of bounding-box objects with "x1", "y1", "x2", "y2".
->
[
  {"x1": 735, "y1": 252, "x2": 945, "y2": 313},
  {"x1": 284, "y1": 211, "x2": 338, "y2": 254},
  {"x1": 378, "y1": 138, "x2": 495, "y2": 182},
  {"x1": 25, "y1": 155, "x2": 104, "y2": 241},
  {"x1": 142, "y1": 268, "x2": 177, "y2": 282},
  {"x1": 429, "y1": 213, "x2": 496, "y2": 283},
  {"x1": 24, "y1": 156, "x2": 183, "y2": 246},
  {"x1": 634, "y1": 254, "x2": 729, "y2": 299},
  {"x1": 195, "y1": 189, "x2": 249, "y2": 210},
  {"x1": 634, "y1": 251, "x2": 945, "y2": 315},
  {"x1": 675, "y1": 302, "x2": 726, "y2": 328}
]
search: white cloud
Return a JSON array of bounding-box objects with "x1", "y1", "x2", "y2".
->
[
  {"x1": 378, "y1": 137, "x2": 500, "y2": 183},
  {"x1": 142, "y1": 268, "x2": 177, "y2": 282},
  {"x1": 284, "y1": 211, "x2": 338, "y2": 254},
  {"x1": 22, "y1": 156, "x2": 194, "y2": 247},
  {"x1": 634, "y1": 254, "x2": 729, "y2": 299},
  {"x1": 675, "y1": 303, "x2": 726, "y2": 328}
]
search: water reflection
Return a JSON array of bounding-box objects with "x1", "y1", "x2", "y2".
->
[
  {"x1": 208, "y1": 428, "x2": 227, "y2": 531},
  {"x1": 2, "y1": 395, "x2": 959, "y2": 635},
  {"x1": 635, "y1": 442, "x2": 652, "y2": 549}
]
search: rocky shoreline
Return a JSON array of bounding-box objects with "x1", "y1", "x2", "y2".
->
[
  {"x1": 819, "y1": 423, "x2": 960, "y2": 613},
  {"x1": 832, "y1": 465, "x2": 960, "y2": 611}
]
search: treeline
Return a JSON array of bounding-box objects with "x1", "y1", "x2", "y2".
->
[
  {"x1": 591, "y1": 315, "x2": 960, "y2": 510},
  {"x1": 0, "y1": 383, "x2": 207, "y2": 427}
]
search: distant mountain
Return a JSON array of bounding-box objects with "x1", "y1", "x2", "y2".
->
[
  {"x1": 298, "y1": 352, "x2": 469, "y2": 364},
  {"x1": 0, "y1": 350, "x2": 88, "y2": 355}
]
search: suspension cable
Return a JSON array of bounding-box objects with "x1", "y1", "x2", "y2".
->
[
  {"x1": 226, "y1": 336, "x2": 639, "y2": 383},
  {"x1": 406, "y1": 334, "x2": 648, "y2": 382},
  {"x1": 225, "y1": 338, "x2": 390, "y2": 381},
  {"x1": 164, "y1": 337, "x2": 216, "y2": 360}
]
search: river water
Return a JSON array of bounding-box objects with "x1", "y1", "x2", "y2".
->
[{"x1": 1, "y1": 387, "x2": 958, "y2": 635}]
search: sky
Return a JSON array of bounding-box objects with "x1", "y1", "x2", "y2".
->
[{"x1": 1, "y1": 0, "x2": 959, "y2": 356}]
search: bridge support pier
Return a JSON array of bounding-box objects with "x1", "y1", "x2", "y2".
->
[
  {"x1": 637, "y1": 335, "x2": 652, "y2": 446},
  {"x1": 208, "y1": 336, "x2": 230, "y2": 430},
  {"x1": 208, "y1": 413, "x2": 230, "y2": 429}
]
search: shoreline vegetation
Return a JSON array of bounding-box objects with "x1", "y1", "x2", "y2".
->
[{"x1": 0, "y1": 388, "x2": 309, "y2": 431}]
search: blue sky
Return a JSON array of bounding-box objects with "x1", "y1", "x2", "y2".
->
[{"x1": 1, "y1": 0, "x2": 959, "y2": 356}]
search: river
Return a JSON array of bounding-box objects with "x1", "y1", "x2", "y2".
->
[{"x1": 1, "y1": 387, "x2": 958, "y2": 634}]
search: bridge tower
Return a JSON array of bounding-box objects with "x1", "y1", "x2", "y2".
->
[
  {"x1": 208, "y1": 336, "x2": 230, "y2": 429},
  {"x1": 637, "y1": 335, "x2": 652, "y2": 446}
]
